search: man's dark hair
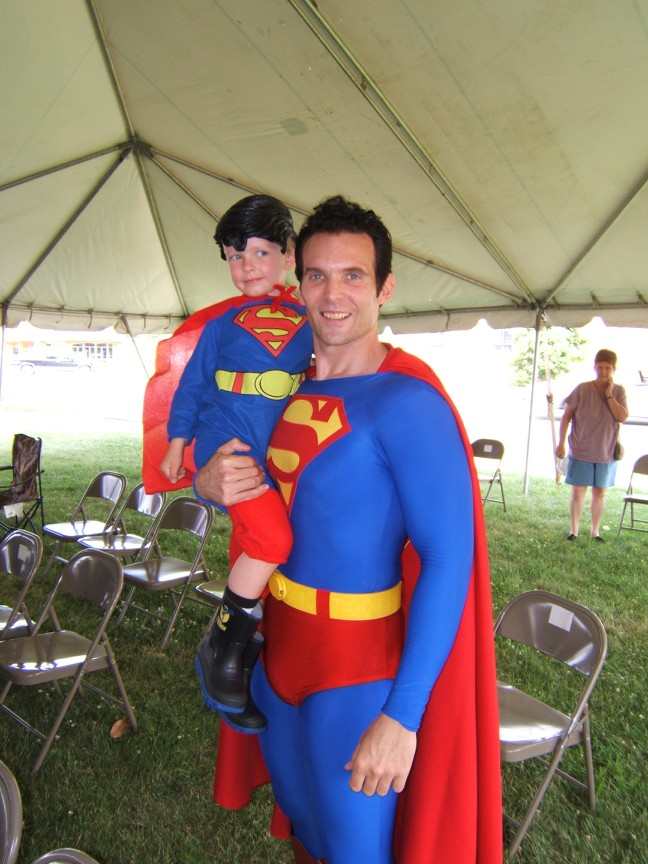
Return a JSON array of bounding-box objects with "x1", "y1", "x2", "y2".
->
[
  {"x1": 594, "y1": 349, "x2": 617, "y2": 367},
  {"x1": 295, "y1": 195, "x2": 392, "y2": 292},
  {"x1": 214, "y1": 194, "x2": 295, "y2": 260}
]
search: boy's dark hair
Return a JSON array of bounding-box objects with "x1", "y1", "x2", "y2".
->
[
  {"x1": 214, "y1": 195, "x2": 295, "y2": 260},
  {"x1": 295, "y1": 195, "x2": 392, "y2": 292},
  {"x1": 594, "y1": 349, "x2": 617, "y2": 367}
]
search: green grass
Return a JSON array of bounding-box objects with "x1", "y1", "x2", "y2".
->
[{"x1": 1, "y1": 433, "x2": 648, "y2": 863}]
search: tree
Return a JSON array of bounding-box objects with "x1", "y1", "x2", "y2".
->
[{"x1": 512, "y1": 327, "x2": 587, "y2": 386}]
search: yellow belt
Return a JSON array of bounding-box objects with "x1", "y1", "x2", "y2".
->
[
  {"x1": 268, "y1": 570, "x2": 402, "y2": 621},
  {"x1": 216, "y1": 369, "x2": 304, "y2": 400}
]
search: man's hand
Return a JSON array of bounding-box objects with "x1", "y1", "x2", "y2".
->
[
  {"x1": 194, "y1": 438, "x2": 267, "y2": 506},
  {"x1": 344, "y1": 713, "x2": 416, "y2": 797},
  {"x1": 555, "y1": 443, "x2": 566, "y2": 459}
]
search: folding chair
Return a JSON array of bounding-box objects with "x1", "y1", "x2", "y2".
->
[
  {"x1": 31, "y1": 851, "x2": 101, "y2": 864},
  {"x1": 0, "y1": 549, "x2": 137, "y2": 775},
  {"x1": 77, "y1": 483, "x2": 166, "y2": 559},
  {"x1": 617, "y1": 454, "x2": 648, "y2": 535},
  {"x1": 496, "y1": 590, "x2": 607, "y2": 857},
  {"x1": 118, "y1": 497, "x2": 213, "y2": 649},
  {"x1": 471, "y1": 438, "x2": 506, "y2": 511},
  {"x1": 0, "y1": 760, "x2": 21, "y2": 864},
  {"x1": 0, "y1": 530, "x2": 42, "y2": 640},
  {"x1": 40, "y1": 472, "x2": 126, "y2": 580},
  {"x1": 0, "y1": 435, "x2": 45, "y2": 538}
]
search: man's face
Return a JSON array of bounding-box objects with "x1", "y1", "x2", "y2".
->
[
  {"x1": 299, "y1": 232, "x2": 393, "y2": 349},
  {"x1": 223, "y1": 237, "x2": 294, "y2": 298},
  {"x1": 595, "y1": 361, "x2": 615, "y2": 381}
]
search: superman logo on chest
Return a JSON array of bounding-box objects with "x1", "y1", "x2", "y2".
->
[
  {"x1": 267, "y1": 395, "x2": 351, "y2": 511},
  {"x1": 234, "y1": 304, "x2": 307, "y2": 357}
]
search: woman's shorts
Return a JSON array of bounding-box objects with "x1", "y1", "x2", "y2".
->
[{"x1": 566, "y1": 457, "x2": 616, "y2": 488}]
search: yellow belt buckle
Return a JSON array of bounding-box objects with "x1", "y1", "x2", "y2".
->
[
  {"x1": 254, "y1": 370, "x2": 291, "y2": 399},
  {"x1": 254, "y1": 370, "x2": 303, "y2": 399}
]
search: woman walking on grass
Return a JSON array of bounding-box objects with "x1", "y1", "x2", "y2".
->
[{"x1": 556, "y1": 349, "x2": 629, "y2": 541}]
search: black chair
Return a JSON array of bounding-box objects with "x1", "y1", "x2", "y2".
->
[
  {"x1": 471, "y1": 438, "x2": 507, "y2": 511},
  {"x1": 0, "y1": 549, "x2": 137, "y2": 774},
  {"x1": 118, "y1": 497, "x2": 213, "y2": 649},
  {"x1": 0, "y1": 530, "x2": 43, "y2": 640},
  {"x1": 40, "y1": 472, "x2": 126, "y2": 581},
  {"x1": 0, "y1": 759, "x2": 21, "y2": 864},
  {"x1": 617, "y1": 454, "x2": 648, "y2": 536},
  {"x1": 496, "y1": 591, "x2": 607, "y2": 857},
  {"x1": 0, "y1": 435, "x2": 44, "y2": 539}
]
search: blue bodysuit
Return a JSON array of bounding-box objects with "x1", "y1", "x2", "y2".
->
[
  {"x1": 252, "y1": 353, "x2": 474, "y2": 863},
  {"x1": 168, "y1": 295, "x2": 313, "y2": 472}
]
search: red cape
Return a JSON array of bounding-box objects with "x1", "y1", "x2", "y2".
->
[
  {"x1": 141, "y1": 297, "x2": 250, "y2": 494},
  {"x1": 213, "y1": 347, "x2": 502, "y2": 863}
]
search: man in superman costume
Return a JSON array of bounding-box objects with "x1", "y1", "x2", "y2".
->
[{"x1": 197, "y1": 196, "x2": 502, "y2": 864}]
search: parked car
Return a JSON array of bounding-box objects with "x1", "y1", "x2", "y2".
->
[{"x1": 12, "y1": 353, "x2": 93, "y2": 374}]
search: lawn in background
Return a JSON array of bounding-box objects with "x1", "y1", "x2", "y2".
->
[{"x1": 1, "y1": 433, "x2": 647, "y2": 863}]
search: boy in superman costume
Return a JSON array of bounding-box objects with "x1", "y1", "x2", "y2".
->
[
  {"x1": 197, "y1": 197, "x2": 502, "y2": 863},
  {"x1": 142, "y1": 195, "x2": 312, "y2": 730}
]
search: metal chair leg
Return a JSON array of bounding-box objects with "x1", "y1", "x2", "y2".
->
[
  {"x1": 32, "y1": 668, "x2": 86, "y2": 775},
  {"x1": 115, "y1": 585, "x2": 136, "y2": 626},
  {"x1": 159, "y1": 581, "x2": 192, "y2": 650},
  {"x1": 104, "y1": 637, "x2": 138, "y2": 732},
  {"x1": 508, "y1": 740, "x2": 567, "y2": 858},
  {"x1": 582, "y1": 709, "x2": 597, "y2": 811},
  {"x1": 617, "y1": 501, "x2": 628, "y2": 535}
]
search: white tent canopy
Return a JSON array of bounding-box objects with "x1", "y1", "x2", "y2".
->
[{"x1": 2, "y1": 0, "x2": 648, "y2": 336}]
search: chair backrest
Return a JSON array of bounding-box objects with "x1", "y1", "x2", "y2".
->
[
  {"x1": 72, "y1": 472, "x2": 126, "y2": 524},
  {"x1": 471, "y1": 438, "x2": 504, "y2": 461},
  {"x1": 495, "y1": 590, "x2": 607, "y2": 678},
  {"x1": 0, "y1": 530, "x2": 42, "y2": 585},
  {"x1": 154, "y1": 497, "x2": 212, "y2": 538},
  {"x1": 8, "y1": 435, "x2": 41, "y2": 503},
  {"x1": 630, "y1": 454, "x2": 648, "y2": 478},
  {"x1": 59, "y1": 550, "x2": 123, "y2": 615},
  {"x1": 139, "y1": 497, "x2": 213, "y2": 564},
  {"x1": 124, "y1": 484, "x2": 165, "y2": 520},
  {"x1": 0, "y1": 760, "x2": 22, "y2": 864},
  {"x1": 31, "y1": 851, "x2": 101, "y2": 864}
]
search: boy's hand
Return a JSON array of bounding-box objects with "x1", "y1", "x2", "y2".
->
[
  {"x1": 194, "y1": 438, "x2": 267, "y2": 506},
  {"x1": 160, "y1": 438, "x2": 187, "y2": 484}
]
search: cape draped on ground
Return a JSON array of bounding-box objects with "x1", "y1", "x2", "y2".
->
[{"x1": 213, "y1": 346, "x2": 502, "y2": 864}]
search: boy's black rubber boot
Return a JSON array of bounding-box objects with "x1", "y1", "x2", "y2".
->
[
  {"x1": 218, "y1": 631, "x2": 267, "y2": 734},
  {"x1": 195, "y1": 599, "x2": 261, "y2": 714}
]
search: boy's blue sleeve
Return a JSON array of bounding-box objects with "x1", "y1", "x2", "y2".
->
[
  {"x1": 167, "y1": 320, "x2": 220, "y2": 442},
  {"x1": 378, "y1": 384, "x2": 474, "y2": 731}
]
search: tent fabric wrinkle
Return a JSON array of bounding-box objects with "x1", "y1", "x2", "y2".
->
[{"x1": 1, "y1": 0, "x2": 647, "y2": 333}]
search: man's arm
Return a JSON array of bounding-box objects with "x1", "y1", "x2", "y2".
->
[
  {"x1": 346, "y1": 382, "x2": 473, "y2": 796},
  {"x1": 605, "y1": 383, "x2": 629, "y2": 423},
  {"x1": 194, "y1": 438, "x2": 268, "y2": 505},
  {"x1": 556, "y1": 404, "x2": 574, "y2": 458}
]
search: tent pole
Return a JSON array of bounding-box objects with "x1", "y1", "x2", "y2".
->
[
  {"x1": 0, "y1": 144, "x2": 127, "y2": 194},
  {"x1": 0, "y1": 303, "x2": 7, "y2": 404},
  {"x1": 120, "y1": 316, "x2": 150, "y2": 379},
  {"x1": 288, "y1": 0, "x2": 535, "y2": 304},
  {"x1": 4, "y1": 148, "x2": 132, "y2": 307},
  {"x1": 133, "y1": 149, "x2": 188, "y2": 317},
  {"x1": 152, "y1": 146, "x2": 523, "y2": 304},
  {"x1": 522, "y1": 312, "x2": 543, "y2": 495},
  {"x1": 544, "y1": 165, "x2": 648, "y2": 306}
]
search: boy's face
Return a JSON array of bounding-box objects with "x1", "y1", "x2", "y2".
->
[{"x1": 223, "y1": 237, "x2": 294, "y2": 297}]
